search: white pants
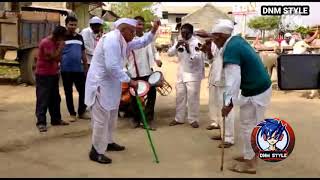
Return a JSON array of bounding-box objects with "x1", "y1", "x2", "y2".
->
[
  {"x1": 175, "y1": 81, "x2": 201, "y2": 124},
  {"x1": 239, "y1": 100, "x2": 266, "y2": 160},
  {"x1": 91, "y1": 94, "x2": 118, "y2": 155},
  {"x1": 208, "y1": 85, "x2": 235, "y2": 144}
]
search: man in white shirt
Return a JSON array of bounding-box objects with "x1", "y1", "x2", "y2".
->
[
  {"x1": 127, "y1": 16, "x2": 162, "y2": 130},
  {"x1": 281, "y1": 33, "x2": 296, "y2": 47},
  {"x1": 81, "y1": 16, "x2": 104, "y2": 68},
  {"x1": 167, "y1": 23, "x2": 205, "y2": 128},
  {"x1": 206, "y1": 23, "x2": 236, "y2": 149},
  {"x1": 85, "y1": 18, "x2": 160, "y2": 164}
]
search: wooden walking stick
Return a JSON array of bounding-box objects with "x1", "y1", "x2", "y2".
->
[{"x1": 220, "y1": 92, "x2": 227, "y2": 171}]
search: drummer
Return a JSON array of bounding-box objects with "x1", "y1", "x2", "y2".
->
[{"x1": 127, "y1": 16, "x2": 162, "y2": 130}]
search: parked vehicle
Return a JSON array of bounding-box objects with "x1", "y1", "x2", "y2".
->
[{"x1": 0, "y1": 6, "x2": 71, "y2": 84}]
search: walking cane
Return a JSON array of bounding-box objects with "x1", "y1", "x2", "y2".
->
[
  {"x1": 135, "y1": 89, "x2": 160, "y2": 163},
  {"x1": 220, "y1": 92, "x2": 227, "y2": 171}
]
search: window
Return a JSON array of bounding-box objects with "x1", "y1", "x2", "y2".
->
[
  {"x1": 176, "y1": 17, "x2": 181, "y2": 23},
  {"x1": 162, "y1": 11, "x2": 168, "y2": 19}
]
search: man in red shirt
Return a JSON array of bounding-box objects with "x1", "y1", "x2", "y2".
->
[{"x1": 35, "y1": 25, "x2": 70, "y2": 132}]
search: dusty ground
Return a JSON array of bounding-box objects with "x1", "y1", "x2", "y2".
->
[{"x1": 0, "y1": 54, "x2": 320, "y2": 177}]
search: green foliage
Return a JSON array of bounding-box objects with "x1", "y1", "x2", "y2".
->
[
  {"x1": 248, "y1": 16, "x2": 280, "y2": 31},
  {"x1": 111, "y1": 2, "x2": 157, "y2": 31},
  {"x1": 295, "y1": 26, "x2": 312, "y2": 37},
  {"x1": 248, "y1": 16, "x2": 280, "y2": 42}
]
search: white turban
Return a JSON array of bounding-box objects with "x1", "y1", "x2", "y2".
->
[
  {"x1": 114, "y1": 18, "x2": 137, "y2": 29},
  {"x1": 89, "y1": 16, "x2": 104, "y2": 25},
  {"x1": 211, "y1": 19, "x2": 234, "y2": 34},
  {"x1": 284, "y1": 33, "x2": 292, "y2": 38}
]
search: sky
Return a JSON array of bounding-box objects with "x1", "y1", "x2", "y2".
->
[{"x1": 158, "y1": 2, "x2": 320, "y2": 27}]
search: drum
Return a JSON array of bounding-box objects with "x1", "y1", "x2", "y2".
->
[
  {"x1": 129, "y1": 80, "x2": 150, "y2": 97},
  {"x1": 148, "y1": 71, "x2": 163, "y2": 86},
  {"x1": 120, "y1": 83, "x2": 131, "y2": 105},
  {"x1": 148, "y1": 71, "x2": 172, "y2": 96}
]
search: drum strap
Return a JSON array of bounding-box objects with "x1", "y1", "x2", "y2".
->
[{"x1": 132, "y1": 51, "x2": 140, "y2": 77}]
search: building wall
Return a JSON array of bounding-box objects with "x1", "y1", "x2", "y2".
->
[
  {"x1": 168, "y1": 14, "x2": 186, "y2": 24},
  {"x1": 31, "y1": 2, "x2": 66, "y2": 9}
]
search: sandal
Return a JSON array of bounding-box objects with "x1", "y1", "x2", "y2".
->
[
  {"x1": 169, "y1": 120, "x2": 184, "y2": 126},
  {"x1": 52, "y1": 120, "x2": 70, "y2": 126},
  {"x1": 218, "y1": 142, "x2": 234, "y2": 148},
  {"x1": 233, "y1": 156, "x2": 246, "y2": 162},
  {"x1": 37, "y1": 124, "x2": 47, "y2": 132},
  {"x1": 228, "y1": 163, "x2": 256, "y2": 174}
]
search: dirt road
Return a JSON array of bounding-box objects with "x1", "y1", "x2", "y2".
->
[{"x1": 0, "y1": 54, "x2": 319, "y2": 177}]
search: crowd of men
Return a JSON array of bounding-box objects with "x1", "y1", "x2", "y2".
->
[{"x1": 35, "y1": 13, "x2": 274, "y2": 174}]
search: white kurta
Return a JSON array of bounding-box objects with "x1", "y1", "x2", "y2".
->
[
  {"x1": 168, "y1": 36, "x2": 205, "y2": 83},
  {"x1": 85, "y1": 29, "x2": 155, "y2": 111},
  {"x1": 85, "y1": 29, "x2": 155, "y2": 154},
  {"x1": 208, "y1": 40, "x2": 235, "y2": 144},
  {"x1": 280, "y1": 38, "x2": 295, "y2": 46},
  {"x1": 127, "y1": 35, "x2": 156, "y2": 78},
  {"x1": 81, "y1": 27, "x2": 99, "y2": 64},
  {"x1": 224, "y1": 64, "x2": 272, "y2": 160},
  {"x1": 167, "y1": 36, "x2": 205, "y2": 123}
]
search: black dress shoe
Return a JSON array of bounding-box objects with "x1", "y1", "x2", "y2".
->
[
  {"x1": 107, "y1": 143, "x2": 125, "y2": 151},
  {"x1": 89, "y1": 146, "x2": 112, "y2": 164},
  {"x1": 211, "y1": 135, "x2": 222, "y2": 140},
  {"x1": 190, "y1": 121, "x2": 199, "y2": 128}
]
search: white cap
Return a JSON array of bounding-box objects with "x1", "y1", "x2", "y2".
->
[
  {"x1": 89, "y1": 16, "x2": 104, "y2": 25},
  {"x1": 284, "y1": 33, "x2": 292, "y2": 38},
  {"x1": 211, "y1": 19, "x2": 234, "y2": 34},
  {"x1": 114, "y1": 18, "x2": 137, "y2": 29}
]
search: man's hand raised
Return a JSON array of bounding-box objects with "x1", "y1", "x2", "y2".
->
[{"x1": 151, "y1": 19, "x2": 161, "y2": 34}]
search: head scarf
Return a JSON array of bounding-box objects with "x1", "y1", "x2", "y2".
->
[
  {"x1": 211, "y1": 19, "x2": 234, "y2": 34},
  {"x1": 113, "y1": 18, "x2": 137, "y2": 29},
  {"x1": 89, "y1": 16, "x2": 104, "y2": 25}
]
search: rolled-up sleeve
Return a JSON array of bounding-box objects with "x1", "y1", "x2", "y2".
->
[
  {"x1": 103, "y1": 38, "x2": 130, "y2": 83},
  {"x1": 224, "y1": 64, "x2": 241, "y2": 106},
  {"x1": 128, "y1": 32, "x2": 155, "y2": 50}
]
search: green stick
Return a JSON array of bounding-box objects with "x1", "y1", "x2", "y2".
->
[{"x1": 135, "y1": 91, "x2": 160, "y2": 163}]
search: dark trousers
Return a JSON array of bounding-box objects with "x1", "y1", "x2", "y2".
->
[
  {"x1": 61, "y1": 72, "x2": 87, "y2": 116},
  {"x1": 130, "y1": 75, "x2": 157, "y2": 123},
  {"x1": 35, "y1": 74, "x2": 62, "y2": 126}
]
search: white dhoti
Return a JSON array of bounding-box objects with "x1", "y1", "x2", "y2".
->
[
  {"x1": 238, "y1": 86, "x2": 272, "y2": 160},
  {"x1": 175, "y1": 81, "x2": 201, "y2": 124},
  {"x1": 91, "y1": 93, "x2": 118, "y2": 155},
  {"x1": 209, "y1": 85, "x2": 235, "y2": 144}
]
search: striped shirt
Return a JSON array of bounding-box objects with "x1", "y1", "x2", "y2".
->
[{"x1": 61, "y1": 33, "x2": 85, "y2": 72}]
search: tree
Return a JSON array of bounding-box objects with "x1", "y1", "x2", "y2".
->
[
  {"x1": 248, "y1": 16, "x2": 280, "y2": 42},
  {"x1": 295, "y1": 26, "x2": 312, "y2": 38},
  {"x1": 111, "y1": 2, "x2": 158, "y2": 31}
]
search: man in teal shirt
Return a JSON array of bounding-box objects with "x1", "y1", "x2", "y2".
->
[{"x1": 212, "y1": 19, "x2": 272, "y2": 174}]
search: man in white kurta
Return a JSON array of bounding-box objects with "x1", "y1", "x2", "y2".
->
[
  {"x1": 85, "y1": 18, "x2": 160, "y2": 164},
  {"x1": 127, "y1": 16, "x2": 162, "y2": 130},
  {"x1": 207, "y1": 27, "x2": 235, "y2": 148},
  {"x1": 167, "y1": 23, "x2": 205, "y2": 128},
  {"x1": 81, "y1": 16, "x2": 104, "y2": 67},
  {"x1": 211, "y1": 19, "x2": 272, "y2": 174}
]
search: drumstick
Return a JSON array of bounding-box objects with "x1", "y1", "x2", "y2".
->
[{"x1": 135, "y1": 89, "x2": 160, "y2": 163}]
